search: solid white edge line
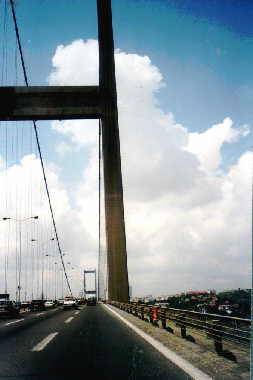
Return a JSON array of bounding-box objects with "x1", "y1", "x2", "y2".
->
[
  {"x1": 32, "y1": 332, "x2": 58, "y2": 352},
  {"x1": 65, "y1": 316, "x2": 74, "y2": 324},
  {"x1": 5, "y1": 318, "x2": 24, "y2": 326},
  {"x1": 103, "y1": 304, "x2": 212, "y2": 380}
]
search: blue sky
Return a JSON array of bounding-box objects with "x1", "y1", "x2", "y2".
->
[
  {"x1": 12, "y1": 0, "x2": 252, "y2": 170},
  {"x1": 0, "y1": 0, "x2": 252, "y2": 297}
]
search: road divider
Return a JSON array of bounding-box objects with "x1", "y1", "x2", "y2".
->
[{"x1": 32, "y1": 332, "x2": 58, "y2": 352}]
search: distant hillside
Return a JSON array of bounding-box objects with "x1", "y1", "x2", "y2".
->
[
  {"x1": 151, "y1": 288, "x2": 251, "y2": 317},
  {"x1": 217, "y1": 288, "x2": 251, "y2": 315}
]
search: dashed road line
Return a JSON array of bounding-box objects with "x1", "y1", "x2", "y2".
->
[
  {"x1": 32, "y1": 332, "x2": 58, "y2": 352},
  {"x1": 36, "y1": 312, "x2": 44, "y2": 316},
  {"x1": 74, "y1": 311, "x2": 80, "y2": 315},
  {"x1": 5, "y1": 318, "x2": 24, "y2": 326},
  {"x1": 65, "y1": 316, "x2": 74, "y2": 324}
]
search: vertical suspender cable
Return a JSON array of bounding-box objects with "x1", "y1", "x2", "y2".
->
[
  {"x1": 98, "y1": 120, "x2": 101, "y2": 300},
  {"x1": 9, "y1": 0, "x2": 73, "y2": 297}
]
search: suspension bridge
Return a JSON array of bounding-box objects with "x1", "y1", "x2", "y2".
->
[{"x1": 0, "y1": 1, "x2": 250, "y2": 379}]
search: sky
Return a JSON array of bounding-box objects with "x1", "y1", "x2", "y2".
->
[{"x1": 0, "y1": 0, "x2": 252, "y2": 299}]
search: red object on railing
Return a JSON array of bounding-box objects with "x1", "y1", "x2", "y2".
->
[{"x1": 153, "y1": 307, "x2": 157, "y2": 320}]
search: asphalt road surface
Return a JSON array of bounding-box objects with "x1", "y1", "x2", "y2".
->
[{"x1": 0, "y1": 304, "x2": 192, "y2": 379}]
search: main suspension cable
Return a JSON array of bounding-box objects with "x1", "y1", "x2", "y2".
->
[{"x1": 9, "y1": 0, "x2": 73, "y2": 297}]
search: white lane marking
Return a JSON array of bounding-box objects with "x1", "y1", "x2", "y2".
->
[
  {"x1": 5, "y1": 318, "x2": 24, "y2": 326},
  {"x1": 65, "y1": 316, "x2": 74, "y2": 324},
  {"x1": 36, "y1": 312, "x2": 44, "y2": 316},
  {"x1": 103, "y1": 305, "x2": 212, "y2": 380},
  {"x1": 31, "y1": 332, "x2": 58, "y2": 352},
  {"x1": 74, "y1": 311, "x2": 80, "y2": 315}
]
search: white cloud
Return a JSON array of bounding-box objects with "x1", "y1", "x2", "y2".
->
[
  {"x1": 186, "y1": 117, "x2": 245, "y2": 173},
  {"x1": 55, "y1": 141, "x2": 72, "y2": 156},
  {"x1": 1, "y1": 39, "x2": 250, "y2": 299},
  {"x1": 52, "y1": 119, "x2": 98, "y2": 149},
  {"x1": 48, "y1": 39, "x2": 98, "y2": 86},
  {"x1": 0, "y1": 154, "x2": 96, "y2": 299},
  {"x1": 48, "y1": 39, "x2": 251, "y2": 296}
]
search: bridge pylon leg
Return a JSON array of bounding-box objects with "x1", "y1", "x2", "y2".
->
[{"x1": 97, "y1": 0, "x2": 129, "y2": 303}]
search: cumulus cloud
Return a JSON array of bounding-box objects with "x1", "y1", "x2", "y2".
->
[
  {"x1": 1, "y1": 39, "x2": 250, "y2": 299},
  {"x1": 186, "y1": 117, "x2": 247, "y2": 172},
  {"x1": 49, "y1": 39, "x2": 98, "y2": 86},
  {"x1": 47, "y1": 39, "x2": 251, "y2": 296},
  {"x1": 0, "y1": 154, "x2": 96, "y2": 299},
  {"x1": 55, "y1": 141, "x2": 72, "y2": 156}
]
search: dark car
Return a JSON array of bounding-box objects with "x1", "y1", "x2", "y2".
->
[
  {"x1": 0, "y1": 300, "x2": 20, "y2": 317},
  {"x1": 29, "y1": 300, "x2": 46, "y2": 311},
  {"x1": 21, "y1": 301, "x2": 30, "y2": 309},
  {"x1": 86, "y1": 297, "x2": 96, "y2": 306}
]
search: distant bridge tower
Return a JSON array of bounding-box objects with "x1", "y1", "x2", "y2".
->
[{"x1": 84, "y1": 269, "x2": 97, "y2": 299}]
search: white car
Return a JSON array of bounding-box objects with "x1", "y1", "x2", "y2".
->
[
  {"x1": 44, "y1": 300, "x2": 55, "y2": 308},
  {"x1": 63, "y1": 299, "x2": 76, "y2": 310}
]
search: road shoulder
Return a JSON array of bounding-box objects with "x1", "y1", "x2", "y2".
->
[{"x1": 103, "y1": 304, "x2": 250, "y2": 380}]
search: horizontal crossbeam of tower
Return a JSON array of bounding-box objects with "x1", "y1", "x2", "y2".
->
[{"x1": 0, "y1": 86, "x2": 101, "y2": 120}]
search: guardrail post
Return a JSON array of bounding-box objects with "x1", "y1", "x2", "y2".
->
[
  {"x1": 181, "y1": 326, "x2": 186, "y2": 338},
  {"x1": 149, "y1": 306, "x2": 153, "y2": 324},
  {"x1": 180, "y1": 314, "x2": 186, "y2": 338},
  {"x1": 140, "y1": 305, "x2": 145, "y2": 320},
  {"x1": 161, "y1": 310, "x2": 166, "y2": 329},
  {"x1": 213, "y1": 324, "x2": 223, "y2": 354},
  {"x1": 207, "y1": 320, "x2": 223, "y2": 354}
]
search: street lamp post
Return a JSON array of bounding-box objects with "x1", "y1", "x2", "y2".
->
[
  {"x1": 31, "y1": 238, "x2": 55, "y2": 300},
  {"x1": 41, "y1": 238, "x2": 54, "y2": 300},
  {"x1": 3, "y1": 216, "x2": 38, "y2": 302},
  {"x1": 54, "y1": 262, "x2": 58, "y2": 301},
  {"x1": 45, "y1": 252, "x2": 58, "y2": 299},
  {"x1": 59, "y1": 268, "x2": 64, "y2": 299}
]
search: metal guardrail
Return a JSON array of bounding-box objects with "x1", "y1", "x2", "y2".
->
[{"x1": 108, "y1": 301, "x2": 251, "y2": 354}]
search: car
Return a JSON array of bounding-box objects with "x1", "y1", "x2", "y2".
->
[
  {"x1": 29, "y1": 300, "x2": 46, "y2": 311},
  {"x1": 44, "y1": 300, "x2": 55, "y2": 308},
  {"x1": 86, "y1": 297, "x2": 96, "y2": 306},
  {"x1": 63, "y1": 298, "x2": 77, "y2": 310},
  {"x1": 21, "y1": 301, "x2": 30, "y2": 309},
  {"x1": 0, "y1": 299, "x2": 20, "y2": 317}
]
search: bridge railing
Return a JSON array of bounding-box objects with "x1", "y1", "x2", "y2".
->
[{"x1": 108, "y1": 301, "x2": 251, "y2": 355}]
